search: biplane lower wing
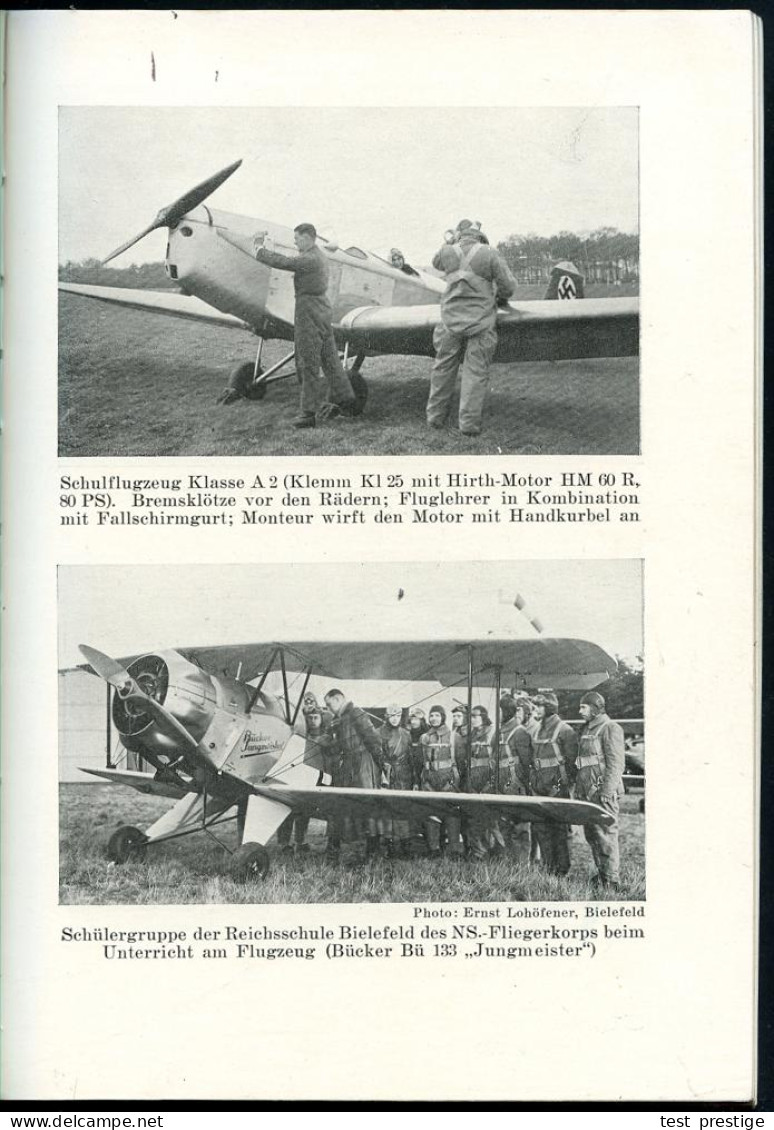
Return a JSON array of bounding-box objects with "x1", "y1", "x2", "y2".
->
[
  {"x1": 59, "y1": 283, "x2": 249, "y2": 330},
  {"x1": 81, "y1": 766, "x2": 190, "y2": 800},
  {"x1": 339, "y1": 298, "x2": 639, "y2": 362},
  {"x1": 252, "y1": 784, "x2": 614, "y2": 828}
]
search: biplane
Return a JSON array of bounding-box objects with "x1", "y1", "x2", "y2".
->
[
  {"x1": 59, "y1": 159, "x2": 639, "y2": 409},
  {"x1": 76, "y1": 636, "x2": 618, "y2": 881}
]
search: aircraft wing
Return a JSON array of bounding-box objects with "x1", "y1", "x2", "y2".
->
[
  {"x1": 339, "y1": 298, "x2": 638, "y2": 362},
  {"x1": 252, "y1": 783, "x2": 614, "y2": 827},
  {"x1": 78, "y1": 638, "x2": 616, "y2": 691},
  {"x1": 59, "y1": 283, "x2": 250, "y2": 329},
  {"x1": 169, "y1": 638, "x2": 617, "y2": 691},
  {"x1": 80, "y1": 766, "x2": 190, "y2": 800}
]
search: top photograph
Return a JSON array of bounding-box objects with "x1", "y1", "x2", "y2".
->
[{"x1": 58, "y1": 106, "x2": 639, "y2": 458}]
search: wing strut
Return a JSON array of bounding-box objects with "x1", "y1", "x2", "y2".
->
[
  {"x1": 279, "y1": 648, "x2": 291, "y2": 724},
  {"x1": 493, "y1": 663, "x2": 502, "y2": 793},
  {"x1": 291, "y1": 667, "x2": 313, "y2": 727},
  {"x1": 105, "y1": 682, "x2": 113, "y2": 769},
  {"x1": 466, "y1": 645, "x2": 474, "y2": 791},
  {"x1": 247, "y1": 648, "x2": 280, "y2": 712}
]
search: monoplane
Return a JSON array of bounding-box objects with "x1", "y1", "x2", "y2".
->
[
  {"x1": 74, "y1": 636, "x2": 618, "y2": 880},
  {"x1": 59, "y1": 159, "x2": 639, "y2": 408}
]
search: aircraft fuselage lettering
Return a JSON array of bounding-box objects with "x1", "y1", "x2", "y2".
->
[{"x1": 240, "y1": 729, "x2": 285, "y2": 756}]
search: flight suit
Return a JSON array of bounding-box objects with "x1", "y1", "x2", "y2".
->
[
  {"x1": 420, "y1": 725, "x2": 463, "y2": 855},
  {"x1": 497, "y1": 717, "x2": 533, "y2": 864},
  {"x1": 328, "y1": 701, "x2": 382, "y2": 844},
  {"x1": 427, "y1": 236, "x2": 515, "y2": 433},
  {"x1": 378, "y1": 722, "x2": 415, "y2": 848},
  {"x1": 575, "y1": 712, "x2": 625, "y2": 883},
  {"x1": 463, "y1": 724, "x2": 496, "y2": 859},
  {"x1": 530, "y1": 713, "x2": 578, "y2": 876},
  {"x1": 254, "y1": 243, "x2": 355, "y2": 415}
]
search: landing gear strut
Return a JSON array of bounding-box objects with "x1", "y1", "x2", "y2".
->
[{"x1": 217, "y1": 338, "x2": 368, "y2": 413}]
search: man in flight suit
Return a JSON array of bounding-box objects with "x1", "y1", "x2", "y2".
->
[
  {"x1": 378, "y1": 704, "x2": 415, "y2": 857},
  {"x1": 324, "y1": 688, "x2": 383, "y2": 860},
  {"x1": 497, "y1": 695, "x2": 533, "y2": 864},
  {"x1": 253, "y1": 223, "x2": 356, "y2": 428},
  {"x1": 426, "y1": 219, "x2": 515, "y2": 436},
  {"x1": 575, "y1": 691, "x2": 626, "y2": 888},
  {"x1": 420, "y1": 706, "x2": 463, "y2": 857}
]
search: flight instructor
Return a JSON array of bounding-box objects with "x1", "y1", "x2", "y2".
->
[
  {"x1": 252, "y1": 224, "x2": 357, "y2": 428},
  {"x1": 426, "y1": 218, "x2": 515, "y2": 437}
]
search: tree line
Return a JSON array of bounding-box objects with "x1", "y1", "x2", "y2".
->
[
  {"x1": 496, "y1": 227, "x2": 639, "y2": 285},
  {"x1": 59, "y1": 259, "x2": 175, "y2": 290}
]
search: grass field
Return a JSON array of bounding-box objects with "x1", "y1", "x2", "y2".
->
[
  {"x1": 58, "y1": 290, "x2": 639, "y2": 457},
  {"x1": 60, "y1": 783, "x2": 645, "y2": 905}
]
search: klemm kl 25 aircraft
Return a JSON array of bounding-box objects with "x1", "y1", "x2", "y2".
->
[
  {"x1": 59, "y1": 159, "x2": 639, "y2": 409},
  {"x1": 77, "y1": 636, "x2": 617, "y2": 881}
]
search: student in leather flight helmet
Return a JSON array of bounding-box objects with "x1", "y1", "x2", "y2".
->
[
  {"x1": 377, "y1": 704, "x2": 414, "y2": 857},
  {"x1": 529, "y1": 691, "x2": 578, "y2": 876},
  {"x1": 575, "y1": 691, "x2": 626, "y2": 889},
  {"x1": 497, "y1": 693, "x2": 533, "y2": 864},
  {"x1": 420, "y1": 705, "x2": 463, "y2": 857}
]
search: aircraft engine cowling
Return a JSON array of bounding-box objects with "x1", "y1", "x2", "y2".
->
[{"x1": 112, "y1": 650, "x2": 245, "y2": 759}]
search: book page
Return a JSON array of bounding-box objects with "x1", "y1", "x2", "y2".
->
[{"x1": 2, "y1": 10, "x2": 759, "y2": 1104}]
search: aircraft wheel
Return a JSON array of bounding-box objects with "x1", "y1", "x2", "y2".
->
[
  {"x1": 225, "y1": 361, "x2": 267, "y2": 403},
  {"x1": 230, "y1": 842, "x2": 271, "y2": 882},
  {"x1": 348, "y1": 369, "x2": 368, "y2": 417},
  {"x1": 107, "y1": 825, "x2": 148, "y2": 864}
]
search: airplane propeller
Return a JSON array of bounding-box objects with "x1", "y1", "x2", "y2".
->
[
  {"x1": 79, "y1": 644, "x2": 203, "y2": 755},
  {"x1": 101, "y1": 158, "x2": 243, "y2": 265},
  {"x1": 79, "y1": 644, "x2": 139, "y2": 695}
]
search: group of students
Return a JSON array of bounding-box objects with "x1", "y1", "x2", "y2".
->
[{"x1": 279, "y1": 686, "x2": 626, "y2": 889}]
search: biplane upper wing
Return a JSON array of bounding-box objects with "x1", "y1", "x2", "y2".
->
[
  {"x1": 167, "y1": 638, "x2": 617, "y2": 691},
  {"x1": 252, "y1": 783, "x2": 614, "y2": 828},
  {"x1": 77, "y1": 638, "x2": 616, "y2": 690},
  {"x1": 340, "y1": 298, "x2": 639, "y2": 362},
  {"x1": 59, "y1": 283, "x2": 250, "y2": 330}
]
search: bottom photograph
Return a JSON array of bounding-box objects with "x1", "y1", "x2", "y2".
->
[{"x1": 58, "y1": 560, "x2": 644, "y2": 905}]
